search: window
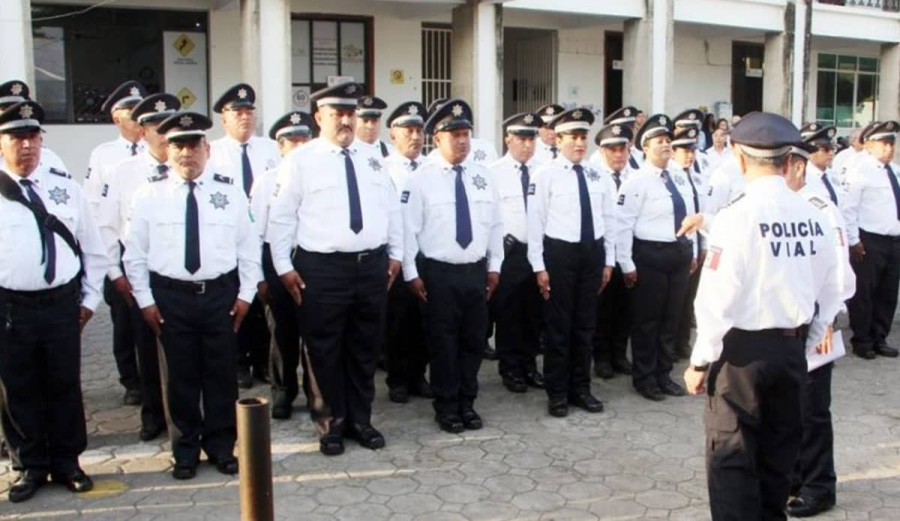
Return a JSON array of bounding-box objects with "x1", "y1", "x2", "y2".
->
[
  {"x1": 290, "y1": 15, "x2": 373, "y2": 112},
  {"x1": 31, "y1": 5, "x2": 208, "y2": 124},
  {"x1": 815, "y1": 53, "x2": 879, "y2": 128}
]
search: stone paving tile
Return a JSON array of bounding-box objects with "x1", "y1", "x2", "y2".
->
[{"x1": 0, "y1": 308, "x2": 898, "y2": 520}]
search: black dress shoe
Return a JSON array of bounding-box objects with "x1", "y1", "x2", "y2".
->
[
  {"x1": 483, "y1": 345, "x2": 498, "y2": 361},
  {"x1": 854, "y1": 349, "x2": 877, "y2": 360},
  {"x1": 636, "y1": 384, "x2": 666, "y2": 401},
  {"x1": 139, "y1": 424, "x2": 165, "y2": 442},
  {"x1": 875, "y1": 345, "x2": 899, "y2": 358},
  {"x1": 237, "y1": 367, "x2": 253, "y2": 389},
  {"x1": 271, "y1": 397, "x2": 292, "y2": 420},
  {"x1": 502, "y1": 375, "x2": 527, "y2": 393},
  {"x1": 570, "y1": 393, "x2": 604, "y2": 413},
  {"x1": 8, "y1": 470, "x2": 46, "y2": 503},
  {"x1": 123, "y1": 388, "x2": 142, "y2": 406},
  {"x1": 594, "y1": 360, "x2": 614, "y2": 379},
  {"x1": 548, "y1": 398, "x2": 568, "y2": 418},
  {"x1": 657, "y1": 377, "x2": 687, "y2": 397},
  {"x1": 51, "y1": 469, "x2": 93, "y2": 493},
  {"x1": 389, "y1": 386, "x2": 410, "y2": 404},
  {"x1": 409, "y1": 377, "x2": 433, "y2": 398},
  {"x1": 320, "y1": 433, "x2": 345, "y2": 456},
  {"x1": 346, "y1": 424, "x2": 386, "y2": 450},
  {"x1": 209, "y1": 456, "x2": 238, "y2": 475},
  {"x1": 435, "y1": 413, "x2": 465, "y2": 433},
  {"x1": 460, "y1": 408, "x2": 483, "y2": 430},
  {"x1": 786, "y1": 495, "x2": 835, "y2": 517},
  {"x1": 172, "y1": 463, "x2": 197, "y2": 480},
  {"x1": 524, "y1": 371, "x2": 544, "y2": 389},
  {"x1": 613, "y1": 355, "x2": 633, "y2": 375}
]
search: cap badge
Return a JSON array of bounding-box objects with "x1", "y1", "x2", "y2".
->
[
  {"x1": 19, "y1": 104, "x2": 33, "y2": 119},
  {"x1": 888, "y1": 122, "x2": 896, "y2": 132},
  {"x1": 238, "y1": 88, "x2": 248, "y2": 99},
  {"x1": 612, "y1": 125, "x2": 622, "y2": 136},
  {"x1": 363, "y1": 97, "x2": 374, "y2": 106},
  {"x1": 689, "y1": 113, "x2": 697, "y2": 120},
  {"x1": 688, "y1": 129, "x2": 696, "y2": 138},
  {"x1": 573, "y1": 110, "x2": 584, "y2": 120},
  {"x1": 179, "y1": 115, "x2": 194, "y2": 128},
  {"x1": 624, "y1": 108, "x2": 632, "y2": 116},
  {"x1": 129, "y1": 86, "x2": 141, "y2": 97},
  {"x1": 659, "y1": 116, "x2": 667, "y2": 125},
  {"x1": 827, "y1": 128, "x2": 835, "y2": 138},
  {"x1": 10, "y1": 83, "x2": 22, "y2": 96},
  {"x1": 154, "y1": 100, "x2": 167, "y2": 112},
  {"x1": 452, "y1": 104, "x2": 464, "y2": 117},
  {"x1": 523, "y1": 114, "x2": 534, "y2": 125},
  {"x1": 810, "y1": 123, "x2": 817, "y2": 130},
  {"x1": 408, "y1": 105, "x2": 419, "y2": 115},
  {"x1": 346, "y1": 84, "x2": 357, "y2": 94},
  {"x1": 546, "y1": 107, "x2": 556, "y2": 116},
  {"x1": 290, "y1": 113, "x2": 302, "y2": 125}
]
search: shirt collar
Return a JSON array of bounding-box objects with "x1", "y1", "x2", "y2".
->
[
  {"x1": 142, "y1": 150, "x2": 168, "y2": 168},
  {"x1": 4, "y1": 168, "x2": 41, "y2": 187},
  {"x1": 321, "y1": 139, "x2": 360, "y2": 155},
  {"x1": 117, "y1": 135, "x2": 142, "y2": 150},
  {"x1": 502, "y1": 152, "x2": 534, "y2": 169},
  {"x1": 225, "y1": 134, "x2": 253, "y2": 147},
  {"x1": 169, "y1": 168, "x2": 211, "y2": 188},
  {"x1": 745, "y1": 174, "x2": 787, "y2": 194}
]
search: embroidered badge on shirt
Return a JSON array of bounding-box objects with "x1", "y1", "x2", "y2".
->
[
  {"x1": 473, "y1": 150, "x2": 487, "y2": 162},
  {"x1": 586, "y1": 168, "x2": 601, "y2": 182},
  {"x1": 528, "y1": 183, "x2": 536, "y2": 195},
  {"x1": 48, "y1": 187, "x2": 70, "y2": 205},
  {"x1": 673, "y1": 175, "x2": 685, "y2": 186},
  {"x1": 266, "y1": 158, "x2": 277, "y2": 170},
  {"x1": 472, "y1": 174, "x2": 487, "y2": 190},
  {"x1": 401, "y1": 190, "x2": 410, "y2": 203},
  {"x1": 210, "y1": 192, "x2": 229, "y2": 209},
  {"x1": 368, "y1": 157, "x2": 383, "y2": 171}
]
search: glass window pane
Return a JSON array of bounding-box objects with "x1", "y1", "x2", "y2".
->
[
  {"x1": 291, "y1": 20, "x2": 311, "y2": 84},
  {"x1": 340, "y1": 22, "x2": 366, "y2": 84},
  {"x1": 815, "y1": 71, "x2": 836, "y2": 124},
  {"x1": 837, "y1": 55, "x2": 857, "y2": 71},
  {"x1": 835, "y1": 72, "x2": 855, "y2": 127},
  {"x1": 859, "y1": 57, "x2": 878, "y2": 72},
  {"x1": 32, "y1": 26, "x2": 67, "y2": 123},
  {"x1": 312, "y1": 21, "x2": 339, "y2": 83},
  {"x1": 855, "y1": 74, "x2": 877, "y2": 128},
  {"x1": 817, "y1": 53, "x2": 836, "y2": 69}
]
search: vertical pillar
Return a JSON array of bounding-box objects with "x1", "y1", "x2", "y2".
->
[
  {"x1": 878, "y1": 43, "x2": 900, "y2": 122},
  {"x1": 259, "y1": 0, "x2": 292, "y2": 133},
  {"x1": 452, "y1": 0, "x2": 503, "y2": 150},
  {"x1": 790, "y1": 0, "x2": 810, "y2": 124},
  {"x1": 240, "y1": 0, "x2": 263, "y2": 134},
  {"x1": 763, "y1": 2, "x2": 795, "y2": 118},
  {"x1": 0, "y1": 0, "x2": 34, "y2": 88},
  {"x1": 624, "y1": 0, "x2": 672, "y2": 114}
]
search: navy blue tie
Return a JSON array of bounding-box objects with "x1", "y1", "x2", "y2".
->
[
  {"x1": 550, "y1": 146, "x2": 558, "y2": 159},
  {"x1": 342, "y1": 149, "x2": 363, "y2": 234},
  {"x1": 240, "y1": 143, "x2": 253, "y2": 197},
  {"x1": 409, "y1": 159, "x2": 418, "y2": 171},
  {"x1": 20, "y1": 179, "x2": 56, "y2": 283},
  {"x1": 185, "y1": 181, "x2": 201, "y2": 274},
  {"x1": 662, "y1": 170, "x2": 687, "y2": 235},
  {"x1": 453, "y1": 165, "x2": 473, "y2": 248},
  {"x1": 628, "y1": 155, "x2": 639, "y2": 170},
  {"x1": 520, "y1": 163, "x2": 529, "y2": 209},
  {"x1": 612, "y1": 170, "x2": 622, "y2": 191},
  {"x1": 684, "y1": 168, "x2": 700, "y2": 213},
  {"x1": 886, "y1": 164, "x2": 900, "y2": 221},
  {"x1": 130, "y1": 142, "x2": 138, "y2": 156},
  {"x1": 573, "y1": 164, "x2": 594, "y2": 243},
  {"x1": 821, "y1": 173, "x2": 838, "y2": 205},
  {"x1": 693, "y1": 160, "x2": 701, "y2": 174}
]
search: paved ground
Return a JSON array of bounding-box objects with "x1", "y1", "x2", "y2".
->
[{"x1": 0, "y1": 308, "x2": 898, "y2": 520}]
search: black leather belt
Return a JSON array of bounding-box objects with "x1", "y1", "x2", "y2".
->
[
  {"x1": 297, "y1": 245, "x2": 387, "y2": 264},
  {"x1": 0, "y1": 278, "x2": 80, "y2": 306},
  {"x1": 423, "y1": 257, "x2": 486, "y2": 273},
  {"x1": 150, "y1": 270, "x2": 236, "y2": 295}
]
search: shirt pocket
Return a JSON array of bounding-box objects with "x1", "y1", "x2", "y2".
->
[
  {"x1": 470, "y1": 190, "x2": 495, "y2": 226},
  {"x1": 205, "y1": 206, "x2": 237, "y2": 264},
  {"x1": 0, "y1": 208, "x2": 31, "y2": 257},
  {"x1": 305, "y1": 175, "x2": 343, "y2": 211},
  {"x1": 550, "y1": 182, "x2": 580, "y2": 212}
]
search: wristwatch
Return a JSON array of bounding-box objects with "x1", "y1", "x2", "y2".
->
[{"x1": 690, "y1": 364, "x2": 709, "y2": 372}]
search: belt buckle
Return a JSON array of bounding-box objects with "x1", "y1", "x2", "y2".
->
[
  {"x1": 195, "y1": 281, "x2": 206, "y2": 295},
  {"x1": 356, "y1": 251, "x2": 369, "y2": 263}
]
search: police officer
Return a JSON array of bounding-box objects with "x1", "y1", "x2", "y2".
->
[
  {"x1": 683, "y1": 112, "x2": 842, "y2": 521},
  {"x1": 593, "y1": 106, "x2": 642, "y2": 171},
  {"x1": 97, "y1": 93, "x2": 181, "y2": 441},
  {"x1": 799, "y1": 123, "x2": 843, "y2": 208},
  {"x1": 617, "y1": 114, "x2": 697, "y2": 401},
  {"x1": 356, "y1": 95, "x2": 394, "y2": 158},
  {"x1": 783, "y1": 143, "x2": 856, "y2": 518},
  {"x1": 528, "y1": 107, "x2": 614, "y2": 417},
  {"x1": 534, "y1": 104, "x2": 564, "y2": 164},
  {"x1": 426, "y1": 98, "x2": 498, "y2": 166},
  {"x1": 124, "y1": 112, "x2": 260, "y2": 479},
  {"x1": 706, "y1": 141, "x2": 745, "y2": 214},
  {"x1": 267, "y1": 82, "x2": 402, "y2": 455},
  {"x1": 670, "y1": 125, "x2": 708, "y2": 360},
  {"x1": 85, "y1": 80, "x2": 147, "y2": 406},
  {"x1": 491, "y1": 112, "x2": 545, "y2": 393},
  {"x1": 251, "y1": 110, "x2": 314, "y2": 420},
  {"x1": 588, "y1": 122, "x2": 633, "y2": 379},
  {"x1": 844, "y1": 120, "x2": 900, "y2": 359},
  {"x1": 403, "y1": 99, "x2": 503, "y2": 432},
  {"x1": 0, "y1": 80, "x2": 68, "y2": 174},
  {"x1": 0, "y1": 100, "x2": 106, "y2": 501},
  {"x1": 383, "y1": 101, "x2": 432, "y2": 404},
  {"x1": 209, "y1": 82, "x2": 280, "y2": 388},
  {"x1": 673, "y1": 109, "x2": 709, "y2": 177}
]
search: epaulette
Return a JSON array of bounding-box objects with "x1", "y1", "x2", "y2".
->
[
  {"x1": 807, "y1": 195, "x2": 828, "y2": 210},
  {"x1": 148, "y1": 172, "x2": 168, "y2": 183},
  {"x1": 213, "y1": 173, "x2": 233, "y2": 185},
  {"x1": 723, "y1": 193, "x2": 746, "y2": 209},
  {"x1": 48, "y1": 167, "x2": 70, "y2": 179}
]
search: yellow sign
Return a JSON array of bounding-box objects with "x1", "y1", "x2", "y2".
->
[
  {"x1": 390, "y1": 70, "x2": 405, "y2": 85},
  {"x1": 78, "y1": 480, "x2": 128, "y2": 499},
  {"x1": 177, "y1": 87, "x2": 197, "y2": 109},
  {"x1": 173, "y1": 34, "x2": 195, "y2": 57}
]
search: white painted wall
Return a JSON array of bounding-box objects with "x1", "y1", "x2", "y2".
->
[
  {"x1": 812, "y1": 3, "x2": 900, "y2": 44},
  {"x1": 669, "y1": 30, "x2": 734, "y2": 115},
  {"x1": 556, "y1": 26, "x2": 605, "y2": 115}
]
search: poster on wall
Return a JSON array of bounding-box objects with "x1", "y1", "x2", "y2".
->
[
  {"x1": 163, "y1": 31, "x2": 209, "y2": 116},
  {"x1": 292, "y1": 86, "x2": 312, "y2": 112}
]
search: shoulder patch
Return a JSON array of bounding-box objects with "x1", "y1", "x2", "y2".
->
[
  {"x1": 808, "y1": 196, "x2": 828, "y2": 210},
  {"x1": 213, "y1": 173, "x2": 233, "y2": 185},
  {"x1": 148, "y1": 172, "x2": 168, "y2": 183},
  {"x1": 48, "y1": 167, "x2": 70, "y2": 179},
  {"x1": 401, "y1": 190, "x2": 410, "y2": 203},
  {"x1": 617, "y1": 193, "x2": 625, "y2": 205}
]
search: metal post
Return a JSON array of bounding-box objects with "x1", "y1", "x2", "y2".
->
[{"x1": 237, "y1": 397, "x2": 274, "y2": 521}]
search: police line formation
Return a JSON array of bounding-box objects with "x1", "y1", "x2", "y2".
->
[{"x1": 0, "y1": 77, "x2": 897, "y2": 520}]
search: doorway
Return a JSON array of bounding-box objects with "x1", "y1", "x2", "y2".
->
[{"x1": 731, "y1": 41, "x2": 764, "y2": 116}]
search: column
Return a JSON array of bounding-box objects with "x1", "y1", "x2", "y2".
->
[
  {"x1": 452, "y1": 1, "x2": 503, "y2": 151},
  {"x1": 878, "y1": 43, "x2": 900, "y2": 122},
  {"x1": 763, "y1": 2, "x2": 799, "y2": 118},
  {"x1": 258, "y1": 0, "x2": 292, "y2": 133},
  {"x1": 623, "y1": 0, "x2": 672, "y2": 114},
  {"x1": 0, "y1": 0, "x2": 34, "y2": 89}
]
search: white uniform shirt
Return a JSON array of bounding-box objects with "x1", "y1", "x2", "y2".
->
[
  {"x1": 706, "y1": 155, "x2": 746, "y2": 214},
  {"x1": 266, "y1": 138, "x2": 403, "y2": 275},
  {"x1": 84, "y1": 137, "x2": 146, "y2": 218},
  {"x1": 804, "y1": 162, "x2": 844, "y2": 206},
  {"x1": 833, "y1": 146, "x2": 860, "y2": 182},
  {"x1": 703, "y1": 146, "x2": 733, "y2": 173},
  {"x1": 527, "y1": 156, "x2": 617, "y2": 272},
  {"x1": 0, "y1": 166, "x2": 106, "y2": 310},
  {"x1": 401, "y1": 156, "x2": 504, "y2": 281},
  {"x1": 534, "y1": 141, "x2": 558, "y2": 166},
  {"x1": 843, "y1": 153, "x2": 900, "y2": 245},
  {"x1": 249, "y1": 168, "x2": 279, "y2": 242},
  {"x1": 690, "y1": 176, "x2": 841, "y2": 367},
  {"x1": 490, "y1": 153, "x2": 538, "y2": 243},
  {"x1": 629, "y1": 145, "x2": 644, "y2": 169},
  {"x1": 97, "y1": 151, "x2": 169, "y2": 280},
  {"x1": 123, "y1": 169, "x2": 262, "y2": 308},
  {"x1": 384, "y1": 152, "x2": 423, "y2": 196},
  {"x1": 209, "y1": 135, "x2": 280, "y2": 194},
  {"x1": 615, "y1": 163, "x2": 699, "y2": 273}
]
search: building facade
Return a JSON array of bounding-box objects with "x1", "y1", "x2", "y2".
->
[{"x1": 2, "y1": 0, "x2": 899, "y2": 178}]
